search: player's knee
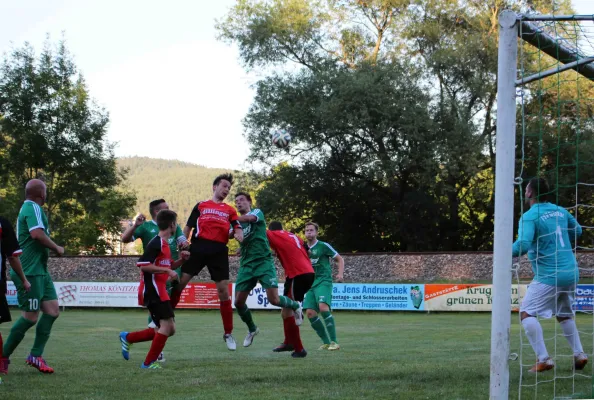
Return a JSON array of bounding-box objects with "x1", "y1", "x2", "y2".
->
[
  {"x1": 234, "y1": 299, "x2": 245, "y2": 309},
  {"x1": 268, "y1": 294, "x2": 280, "y2": 306},
  {"x1": 23, "y1": 312, "x2": 39, "y2": 324},
  {"x1": 520, "y1": 311, "x2": 533, "y2": 321},
  {"x1": 168, "y1": 326, "x2": 176, "y2": 337},
  {"x1": 306, "y1": 309, "x2": 317, "y2": 319}
]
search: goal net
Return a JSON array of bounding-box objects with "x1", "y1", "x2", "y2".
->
[{"x1": 491, "y1": 11, "x2": 594, "y2": 400}]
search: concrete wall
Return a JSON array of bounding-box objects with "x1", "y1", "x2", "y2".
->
[{"x1": 44, "y1": 253, "x2": 594, "y2": 282}]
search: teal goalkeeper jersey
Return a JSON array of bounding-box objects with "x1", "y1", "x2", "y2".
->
[{"x1": 512, "y1": 202, "x2": 582, "y2": 287}]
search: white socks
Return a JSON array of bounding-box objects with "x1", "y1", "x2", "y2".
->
[
  {"x1": 559, "y1": 318, "x2": 584, "y2": 355},
  {"x1": 522, "y1": 317, "x2": 549, "y2": 362}
]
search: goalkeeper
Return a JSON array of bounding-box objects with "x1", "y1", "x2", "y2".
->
[{"x1": 514, "y1": 178, "x2": 586, "y2": 373}]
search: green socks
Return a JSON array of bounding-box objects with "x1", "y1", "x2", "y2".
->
[
  {"x1": 3, "y1": 317, "x2": 36, "y2": 358},
  {"x1": 31, "y1": 314, "x2": 58, "y2": 357},
  {"x1": 321, "y1": 311, "x2": 337, "y2": 343},
  {"x1": 278, "y1": 296, "x2": 300, "y2": 310},
  {"x1": 237, "y1": 304, "x2": 257, "y2": 333},
  {"x1": 309, "y1": 316, "x2": 330, "y2": 345}
]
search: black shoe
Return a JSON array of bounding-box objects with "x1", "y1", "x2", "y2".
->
[
  {"x1": 273, "y1": 343, "x2": 294, "y2": 352},
  {"x1": 291, "y1": 349, "x2": 307, "y2": 358}
]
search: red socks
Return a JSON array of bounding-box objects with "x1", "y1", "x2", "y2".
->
[
  {"x1": 126, "y1": 328, "x2": 155, "y2": 343},
  {"x1": 284, "y1": 316, "x2": 304, "y2": 352},
  {"x1": 220, "y1": 299, "x2": 233, "y2": 334},
  {"x1": 144, "y1": 332, "x2": 168, "y2": 366}
]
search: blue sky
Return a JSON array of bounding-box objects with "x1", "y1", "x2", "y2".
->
[{"x1": 0, "y1": 0, "x2": 592, "y2": 170}]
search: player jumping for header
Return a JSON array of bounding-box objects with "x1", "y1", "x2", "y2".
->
[
  {"x1": 170, "y1": 174, "x2": 244, "y2": 351},
  {"x1": 303, "y1": 222, "x2": 344, "y2": 351},
  {"x1": 267, "y1": 221, "x2": 315, "y2": 358},
  {"x1": 514, "y1": 177, "x2": 586, "y2": 373},
  {"x1": 233, "y1": 193, "x2": 303, "y2": 348},
  {"x1": 119, "y1": 209, "x2": 190, "y2": 369}
]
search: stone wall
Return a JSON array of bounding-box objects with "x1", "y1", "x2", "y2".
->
[{"x1": 43, "y1": 253, "x2": 594, "y2": 282}]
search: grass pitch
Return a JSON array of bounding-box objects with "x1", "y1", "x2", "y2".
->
[{"x1": 0, "y1": 310, "x2": 591, "y2": 399}]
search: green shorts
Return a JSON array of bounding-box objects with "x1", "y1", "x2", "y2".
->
[
  {"x1": 235, "y1": 258, "x2": 278, "y2": 293},
  {"x1": 303, "y1": 282, "x2": 333, "y2": 312},
  {"x1": 11, "y1": 273, "x2": 57, "y2": 312}
]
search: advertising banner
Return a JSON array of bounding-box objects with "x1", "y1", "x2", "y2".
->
[
  {"x1": 177, "y1": 283, "x2": 232, "y2": 309},
  {"x1": 57, "y1": 282, "x2": 140, "y2": 307},
  {"x1": 238, "y1": 283, "x2": 286, "y2": 310},
  {"x1": 575, "y1": 284, "x2": 594, "y2": 312},
  {"x1": 331, "y1": 283, "x2": 425, "y2": 311},
  {"x1": 6, "y1": 281, "x2": 17, "y2": 306},
  {"x1": 424, "y1": 284, "x2": 526, "y2": 312}
]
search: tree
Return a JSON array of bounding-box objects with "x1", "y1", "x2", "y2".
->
[
  {"x1": 218, "y1": 0, "x2": 592, "y2": 251},
  {"x1": 0, "y1": 39, "x2": 136, "y2": 254}
]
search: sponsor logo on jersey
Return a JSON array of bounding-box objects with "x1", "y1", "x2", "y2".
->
[{"x1": 158, "y1": 259, "x2": 172, "y2": 267}]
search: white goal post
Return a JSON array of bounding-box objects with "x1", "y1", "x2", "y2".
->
[{"x1": 490, "y1": 10, "x2": 594, "y2": 400}]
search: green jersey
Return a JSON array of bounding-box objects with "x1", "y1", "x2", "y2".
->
[
  {"x1": 239, "y1": 208, "x2": 272, "y2": 266},
  {"x1": 17, "y1": 200, "x2": 50, "y2": 276},
  {"x1": 308, "y1": 240, "x2": 338, "y2": 286},
  {"x1": 133, "y1": 221, "x2": 186, "y2": 259}
]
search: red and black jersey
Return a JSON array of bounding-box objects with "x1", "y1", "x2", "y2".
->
[
  {"x1": 186, "y1": 200, "x2": 240, "y2": 248},
  {"x1": 136, "y1": 236, "x2": 172, "y2": 305},
  {"x1": 0, "y1": 216, "x2": 23, "y2": 294},
  {"x1": 266, "y1": 230, "x2": 314, "y2": 279}
]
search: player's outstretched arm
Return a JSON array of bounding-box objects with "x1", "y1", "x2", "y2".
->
[
  {"x1": 335, "y1": 255, "x2": 345, "y2": 282},
  {"x1": 30, "y1": 228, "x2": 64, "y2": 256},
  {"x1": 122, "y1": 213, "x2": 145, "y2": 243},
  {"x1": 237, "y1": 214, "x2": 257, "y2": 223}
]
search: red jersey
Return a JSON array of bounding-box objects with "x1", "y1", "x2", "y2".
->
[
  {"x1": 186, "y1": 200, "x2": 240, "y2": 245},
  {"x1": 266, "y1": 230, "x2": 314, "y2": 278},
  {"x1": 136, "y1": 236, "x2": 172, "y2": 304}
]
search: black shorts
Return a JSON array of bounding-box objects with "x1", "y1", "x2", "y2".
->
[
  {"x1": 284, "y1": 273, "x2": 315, "y2": 302},
  {"x1": 146, "y1": 300, "x2": 174, "y2": 328},
  {"x1": 182, "y1": 241, "x2": 230, "y2": 282},
  {"x1": 0, "y1": 295, "x2": 12, "y2": 325}
]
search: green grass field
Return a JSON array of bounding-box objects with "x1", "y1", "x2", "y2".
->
[{"x1": 0, "y1": 309, "x2": 592, "y2": 399}]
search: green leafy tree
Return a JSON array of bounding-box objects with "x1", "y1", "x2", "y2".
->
[
  {"x1": 0, "y1": 39, "x2": 136, "y2": 254},
  {"x1": 218, "y1": 0, "x2": 592, "y2": 251}
]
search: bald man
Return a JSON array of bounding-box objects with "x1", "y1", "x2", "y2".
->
[{"x1": 1, "y1": 179, "x2": 64, "y2": 374}]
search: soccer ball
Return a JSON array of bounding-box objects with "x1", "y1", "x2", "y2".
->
[{"x1": 271, "y1": 129, "x2": 291, "y2": 148}]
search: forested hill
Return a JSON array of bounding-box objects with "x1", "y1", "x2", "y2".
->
[{"x1": 117, "y1": 157, "x2": 232, "y2": 223}]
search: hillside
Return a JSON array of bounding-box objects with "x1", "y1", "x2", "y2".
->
[{"x1": 117, "y1": 157, "x2": 234, "y2": 223}]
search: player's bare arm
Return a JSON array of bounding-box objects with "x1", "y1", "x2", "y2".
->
[
  {"x1": 171, "y1": 251, "x2": 191, "y2": 268},
  {"x1": 8, "y1": 255, "x2": 31, "y2": 292},
  {"x1": 30, "y1": 228, "x2": 64, "y2": 256},
  {"x1": 335, "y1": 254, "x2": 345, "y2": 282},
  {"x1": 140, "y1": 264, "x2": 178, "y2": 279},
  {"x1": 237, "y1": 214, "x2": 257, "y2": 223},
  {"x1": 183, "y1": 225, "x2": 193, "y2": 241},
  {"x1": 121, "y1": 213, "x2": 146, "y2": 243}
]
